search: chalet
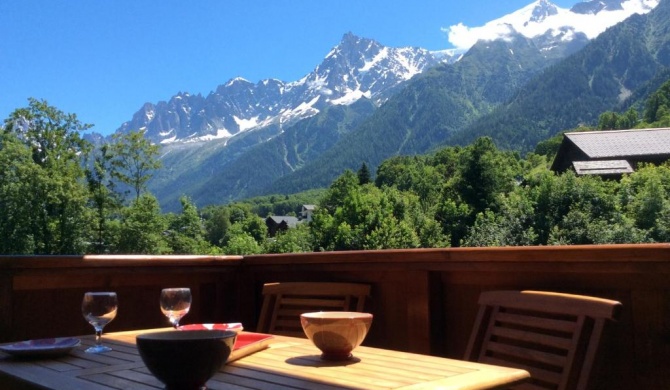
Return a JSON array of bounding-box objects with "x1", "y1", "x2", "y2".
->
[
  {"x1": 265, "y1": 216, "x2": 299, "y2": 237},
  {"x1": 551, "y1": 128, "x2": 670, "y2": 177},
  {"x1": 301, "y1": 205, "x2": 316, "y2": 222}
]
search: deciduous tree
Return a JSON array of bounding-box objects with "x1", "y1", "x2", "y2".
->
[
  {"x1": 110, "y1": 129, "x2": 161, "y2": 201},
  {"x1": 1, "y1": 99, "x2": 91, "y2": 254}
]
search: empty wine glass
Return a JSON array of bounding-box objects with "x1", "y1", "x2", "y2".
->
[
  {"x1": 160, "y1": 288, "x2": 191, "y2": 328},
  {"x1": 82, "y1": 292, "x2": 118, "y2": 353}
]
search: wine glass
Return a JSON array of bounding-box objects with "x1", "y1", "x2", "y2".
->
[
  {"x1": 81, "y1": 292, "x2": 118, "y2": 353},
  {"x1": 160, "y1": 288, "x2": 192, "y2": 328}
]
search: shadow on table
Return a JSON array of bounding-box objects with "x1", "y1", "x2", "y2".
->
[{"x1": 285, "y1": 355, "x2": 362, "y2": 367}]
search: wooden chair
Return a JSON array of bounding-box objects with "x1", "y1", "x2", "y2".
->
[
  {"x1": 256, "y1": 282, "x2": 371, "y2": 337},
  {"x1": 464, "y1": 290, "x2": 622, "y2": 390}
]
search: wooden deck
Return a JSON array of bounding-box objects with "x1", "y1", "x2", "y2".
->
[{"x1": 1, "y1": 244, "x2": 669, "y2": 389}]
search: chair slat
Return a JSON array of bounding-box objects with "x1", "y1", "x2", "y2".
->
[
  {"x1": 490, "y1": 326, "x2": 574, "y2": 350},
  {"x1": 277, "y1": 308, "x2": 320, "y2": 317},
  {"x1": 280, "y1": 298, "x2": 347, "y2": 307},
  {"x1": 495, "y1": 311, "x2": 578, "y2": 334},
  {"x1": 485, "y1": 340, "x2": 568, "y2": 368}
]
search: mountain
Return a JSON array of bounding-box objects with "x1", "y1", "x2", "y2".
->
[
  {"x1": 152, "y1": 99, "x2": 376, "y2": 208},
  {"x1": 118, "y1": 33, "x2": 441, "y2": 145},
  {"x1": 265, "y1": 33, "x2": 564, "y2": 195},
  {"x1": 106, "y1": 0, "x2": 662, "y2": 210},
  {"x1": 451, "y1": 0, "x2": 670, "y2": 151},
  {"x1": 266, "y1": 0, "x2": 667, "y2": 194},
  {"x1": 151, "y1": 30, "x2": 567, "y2": 210},
  {"x1": 454, "y1": 0, "x2": 659, "y2": 56}
]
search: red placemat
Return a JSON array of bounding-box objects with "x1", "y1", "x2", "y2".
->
[{"x1": 228, "y1": 332, "x2": 274, "y2": 362}]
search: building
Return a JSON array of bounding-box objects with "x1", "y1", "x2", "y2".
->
[
  {"x1": 551, "y1": 128, "x2": 670, "y2": 177},
  {"x1": 300, "y1": 205, "x2": 316, "y2": 222},
  {"x1": 265, "y1": 216, "x2": 300, "y2": 237}
]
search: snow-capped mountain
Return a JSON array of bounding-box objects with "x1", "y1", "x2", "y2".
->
[
  {"x1": 117, "y1": 33, "x2": 441, "y2": 144},
  {"x1": 445, "y1": 0, "x2": 659, "y2": 56},
  {"x1": 117, "y1": 1, "x2": 660, "y2": 147}
]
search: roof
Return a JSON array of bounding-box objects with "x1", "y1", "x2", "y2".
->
[
  {"x1": 564, "y1": 128, "x2": 670, "y2": 158},
  {"x1": 572, "y1": 160, "x2": 634, "y2": 176},
  {"x1": 551, "y1": 127, "x2": 670, "y2": 173},
  {"x1": 266, "y1": 216, "x2": 300, "y2": 228}
]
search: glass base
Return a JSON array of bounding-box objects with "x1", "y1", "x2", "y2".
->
[{"x1": 85, "y1": 344, "x2": 112, "y2": 353}]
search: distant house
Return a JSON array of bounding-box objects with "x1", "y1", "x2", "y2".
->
[
  {"x1": 551, "y1": 128, "x2": 670, "y2": 178},
  {"x1": 265, "y1": 216, "x2": 300, "y2": 237},
  {"x1": 301, "y1": 205, "x2": 316, "y2": 222}
]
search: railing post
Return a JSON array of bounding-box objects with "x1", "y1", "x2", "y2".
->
[
  {"x1": 0, "y1": 271, "x2": 13, "y2": 343},
  {"x1": 405, "y1": 270, "x2": 432, "y2": 354}
]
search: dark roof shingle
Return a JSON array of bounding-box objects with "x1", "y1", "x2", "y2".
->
[{"x1": 565, "y1": 128, "x2": 670, "y2": 158}]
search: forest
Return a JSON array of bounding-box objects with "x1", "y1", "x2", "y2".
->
[{"x1": 1, "y1": 78, "x2": 670, "y2": 255}]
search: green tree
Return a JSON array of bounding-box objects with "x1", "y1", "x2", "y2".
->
[
  {"x1": 1, "y1": 99, "x2": 91, "y2": 254},
  {"x1": 598, "y1": 107, "x2": 639, "y2": 130},
  {"x1": 117, "y1": 194, "x2": 170, "y2": 254},
  {"x1": 654, "y1": 201, "x2": 670, "y2": 242},
  {"x1": 598, "y1": 111, "x2": 619, "y2": 130},
  {"x1": 455, "y1": 137, "x2": 520, "y2": 214},
  {"x1": 375, "y1": 155, "x2": 445, "y2": 207},
  {"x1": 462, "y1": 190, "x2": 538, "y2": 247},
  {"x1": 528, "y1": 171, "x2": 623, "y2": 245},
  {"x1": 221, "y1": 222, "x2": 262, "y2": 255},
  {"x1": 4, "y1": 98, "x2": 91, "y2": 167},
  {"x1": 0, "y1": 132, "x2": 41, "y2": 253},
  {"x1": 86, "y1": 144, "x2": 122, "y2": 253},
  {"x1": 643, "y1": 79, "x2": 670, "y2": 124},
  {"x1": 311, "y1": 172, "x2": 441, "y2": 251},
  {"x1": 619, "y1": 164, "x2": 670, "y2": 239},
  {"x1": 264, "y1": 224, "x2": 313, "y2": 253},
  {"x1": 357, "y1": 162, "x2": 371, "y2": 185},
  {"x1": 533, "y1": 133, "x2": 564, "y2": 158},
  {"x1": 165, "y1": 196, "x2": 212, "y2": 254},
  {"x1": 435, "y1": 198, "x2": 472, "y2": 247},
  {"x1": 202, "y1": 205, "x2": 231, "y2": 246},
  {"x1": 110, "y1": 129, "x2": 162, "y2": 201},
  {"x1": 320, "y1": 170, "x2": 359, "y2": 213}
]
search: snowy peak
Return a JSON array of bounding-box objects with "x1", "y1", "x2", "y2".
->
[
  {"x1": 494, "y1": 0, "x2": 658, "y2": 39},
  {"x1": 308, "y1": 33, "x2": 439, "y2": 105},
  {"x1": 446, "y1": 0, "x2": 659, "y2": 50},
  {"x1": 527, "y1": 0, "x2": 559, "y2": 24},
  {"x1": 118, "y1": 1, "x2": 662, "y2": 145},
  {"x1": 118, "y1": 33, "x2": 440, "y2": 144},
  {"x1": 571, "y1": 0, "x2": 625, "y2": 14}
]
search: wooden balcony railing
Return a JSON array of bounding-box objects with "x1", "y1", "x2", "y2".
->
[{"x1": 1, "y1": 244, "x2": 669, "y2": 389}]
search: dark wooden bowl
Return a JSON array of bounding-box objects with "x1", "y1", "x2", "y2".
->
[{"x1": 136, "y1": 330, "x2": 236, "y2": 390}]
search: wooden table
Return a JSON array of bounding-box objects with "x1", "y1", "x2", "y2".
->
[{"x1": 0, "y1": 329, "x2": 529, "y2": 389}]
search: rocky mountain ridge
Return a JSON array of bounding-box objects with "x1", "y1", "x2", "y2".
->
[
  {"x1": 117, "y1": 33, "x2": 443, "y2": 145},
  {"x1": 114, "y1": 0, "x2": 658, "y2": 147}
]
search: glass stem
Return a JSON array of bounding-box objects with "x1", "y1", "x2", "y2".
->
[{"x1": 95, "y1": 328, "x2": 103, "y2": 346}]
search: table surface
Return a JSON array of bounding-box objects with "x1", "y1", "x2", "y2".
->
[{"x1": 0, "y1": 328, "x2": 529, "y2": 389}]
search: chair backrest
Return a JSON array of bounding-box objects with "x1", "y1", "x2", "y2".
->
[
  {"x1": 256, "y1": 282, "x2": 371, "y2": 337},
  {"x1": 464, "y1": 290, "x2": 622, "y2": 390}
]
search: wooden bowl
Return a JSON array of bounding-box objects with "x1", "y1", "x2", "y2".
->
[
  {"x1": 300, "y1": 311, "x2": 373, "y2": 361},
  {"x1": 136, "y1": 330, "x2": 236, "y2": 390}
]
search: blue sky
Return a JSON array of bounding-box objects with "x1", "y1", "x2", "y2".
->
[{"x1": 1, "y1": 1, "x2": 576, "y2": 135}]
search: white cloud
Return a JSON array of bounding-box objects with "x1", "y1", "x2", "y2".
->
[{"x1": 446, "y1": 22, "x2": 517, "y2": 50}]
